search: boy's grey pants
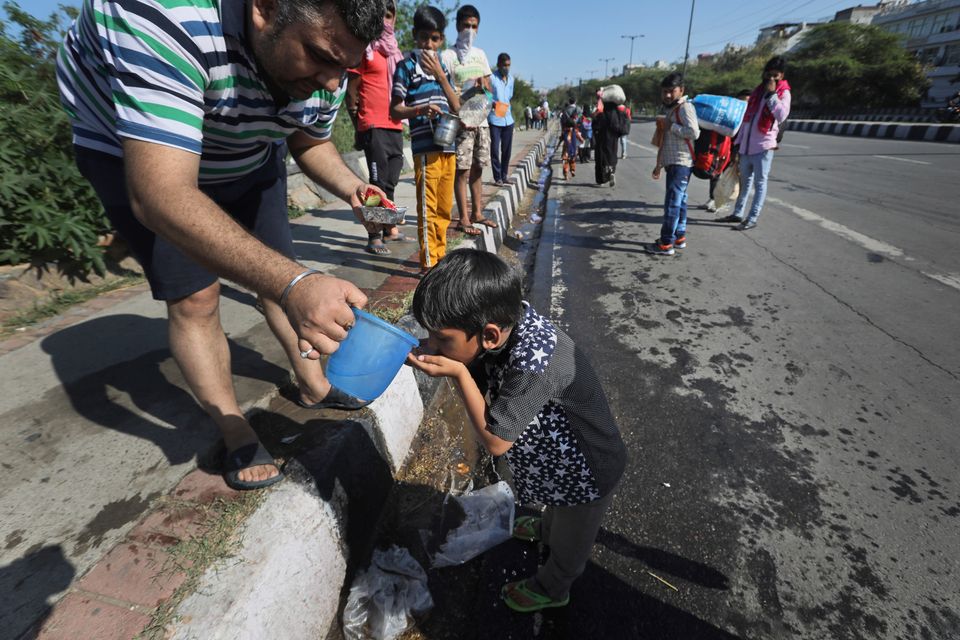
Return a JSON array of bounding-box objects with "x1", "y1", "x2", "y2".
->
[{"x1": 534, "y1": 490, "x2": 616, "y2": 600}]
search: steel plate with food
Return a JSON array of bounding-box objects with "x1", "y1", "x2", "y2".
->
[{"x1": 360, "y1": 188, "x2": 407, "y2": 225}]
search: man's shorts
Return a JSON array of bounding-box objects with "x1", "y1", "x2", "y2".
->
[
  {"x1": 75, "y1": 142, "x2": 294, "y2": 301},
  {"x1": 455, "y1": 125, "x2": 491, "y2": 170}
]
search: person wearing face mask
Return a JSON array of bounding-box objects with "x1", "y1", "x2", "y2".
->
[
  {"x1": 440, "y1": 5, "x2": 497, "y2": 237},
  {"x1": 346, "y1": 1, "x2": 411, "y2": 255},
  {"x1": 57, "y1": 0, "x2": 391, "y2": 491},
  {"x1": 719, "y1": 56, "x2": 792, "y2": 231}
]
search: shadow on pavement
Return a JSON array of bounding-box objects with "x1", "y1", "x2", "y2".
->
[
  {"x1": 0, "y1": 544, "x2": 75, "y2": 640},
  {"x1": 40, "y1": 315, "x2": 290, "y2": 465},
  {"x1": 596, "y1": 528, "x2": 730, "y2": 590}
]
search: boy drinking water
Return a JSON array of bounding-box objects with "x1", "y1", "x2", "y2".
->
[
  {"x1": 408, "y1": 249, "x2": 628, "y2": 613},
  {"x1": 390, "y1": 6, "x2": 461, "y2": 275}
]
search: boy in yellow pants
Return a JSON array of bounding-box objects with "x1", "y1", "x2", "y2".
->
[{"x1": 390, "y1": 6, "x2": 461, "y2": 274}]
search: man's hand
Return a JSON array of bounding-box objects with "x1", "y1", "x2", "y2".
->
[
  {"x1": 420, "y1": 49, "x2": 444, "y2": 79},
  {"x1": 284, "y1": 274, "x2": 368, "y2": 358},
  {"x1": 652, "y1": 166, "x2": 662, "y2": 180},
  {"x1": 350, "y1": 183, "x2": 388, "y2": 225},
  {"x1": 406, "y1": 350, "x2": 465, "y2": 379}
]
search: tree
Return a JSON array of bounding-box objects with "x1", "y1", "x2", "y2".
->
[
  {"x1": 0, "y1": 2, "x2": 109, "y2": 278},
  {"x1": 788, "y1": 22, "x2": 928, "y2": 109}
]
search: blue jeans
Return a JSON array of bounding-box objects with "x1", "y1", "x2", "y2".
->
[
  {"x1": 660, "y1": 165, "x2": 692, "y2": 245},
  {"x1": 490, "y1": 124, "x2": 514, "y2": 183},
  {"x1": 733, "y1": 149, "x2": 775, "y2": 223}
]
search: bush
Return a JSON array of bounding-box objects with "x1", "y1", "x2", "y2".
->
[{"x1": 0, "y1": 2, "x2": 108, "y2": 279}]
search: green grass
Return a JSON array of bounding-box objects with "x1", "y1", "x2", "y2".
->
[
  {"x1": 0, "y1": 274, "x2": 145, "y2": 339},
  {"x1": 137, "y1": 491, "x2": 267, "y2": 638},
  {"x1": 367, "y1": 290, "x2": 415, "y2": 325}
]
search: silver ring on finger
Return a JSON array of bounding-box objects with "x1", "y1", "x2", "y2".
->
[{"x1": 299, "y1": 348, "x2": 314, "y2": 359}]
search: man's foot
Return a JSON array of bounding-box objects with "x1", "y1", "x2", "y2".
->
[
  {"x1": 645, "y1": 241, "x2": 676, "y2": 256},
  {"x1": 719, "y1": 214, "x2": 743, "y2": 223},
  {"x1": 609, "y1": 173, "x2": 616, "y2": 187},
  {"x1": 365, "y1": 234, "x2": 390, "y2": 255},
  {"x1": 705, "y1": 199, "x2": 717, "y2": 212},
  {"x1": 736, "y1": 220, "x2": 757, "y2": 231},
  {"x1": 219, "y1": 420, "x2": 282, "y2": 487},
  {"x1": 223, "y1": 442, "x2": 283, "y2": 491},
  {"x1": 674, "y1": 235, "x2": 687, "y2": 249},
  {"x1": 474, "y1": 217, "x2": 498, "y2": 229},
  {"x1": 383, "y1": 229, "x2": 414, "y2": 242},
  {"x1": 458, "y1": 223, "x2": 482, "y2": 236}
]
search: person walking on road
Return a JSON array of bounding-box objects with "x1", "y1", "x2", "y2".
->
[
  {"x1": 347, "y1": 1, "x2": 411, "y2": 255},
  {"x1": 524, "y1": 105, "x2": 533, "y2": 130},
  {"x1": 719, "y1": 56, "x2": 792, "y2": 230},
  {"x1": 407, "y1": 250, "x2": 627, "y2": 615},
  {"x1": 647, "y1": 73, "x2": 700, "y2": 256},
  {"x1": 592, "y1": 87, "x2": 630, "y2": 187},
  {"x1": 58, "y1": 0, "x2": 390, "y2": 490},
  {"x1": 618, "y1": 104, "x2": 632, "y2": 159},
  {"x1": 441, "y1": 5, "x2": 496, "y2": 237},
  {"x1": 488, "y1": 53, "x2": 515, "y2": 187}
]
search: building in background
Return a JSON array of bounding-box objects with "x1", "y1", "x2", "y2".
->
[
  {"x1": 756, "y1": 21, "x2": 826, "y2": 52},
  {"x1": 871, "y1": 0, "x2": 960, "y2": 106}
]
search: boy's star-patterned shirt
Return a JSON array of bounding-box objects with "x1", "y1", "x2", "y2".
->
[{"x1": 475, "y1": 303, "x2": 627, "y2": 507}]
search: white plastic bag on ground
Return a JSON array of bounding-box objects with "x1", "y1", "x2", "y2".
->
[
  {"x1": 342, "y1": 545, "x2": 433, "y2": 640},
  {"x1": 432, "y1": 481, "x2": 515, "y2": 568},
  {"x1": 713, "y1": 161, "x2": 741, "y2": 210}
]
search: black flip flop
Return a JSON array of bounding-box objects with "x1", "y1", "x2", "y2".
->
[
  {"x1": 296, "y1": 384, "x2": 370, "y2": 410},
  {"x1": 223, "y1": 442, "x2": 284, "y2": 491}
]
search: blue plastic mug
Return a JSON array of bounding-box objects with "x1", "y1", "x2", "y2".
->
[{"x1": 326, "y1": 308, "x2": 419, "y2": 402}]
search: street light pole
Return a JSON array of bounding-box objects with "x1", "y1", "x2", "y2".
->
[
  {"x1": 599, "y1": 57, "x2": 614, "y2": 78},
  {"x1": 681, "y1": 0, "x2": 696, "y2": 77},
  {"x1": 620, "y1": 34, "x2": 644, "y2": 69}
]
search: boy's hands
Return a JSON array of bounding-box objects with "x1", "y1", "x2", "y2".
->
[
  {"x1": 406, "y1": 340, "x2": 465, "y2": 378},
  {"x1": 420, "y1": 50, "x2": 444, "y2": 79},
  {"x1": 406, "y1": 350, "x2": 465, "y2": 378}
]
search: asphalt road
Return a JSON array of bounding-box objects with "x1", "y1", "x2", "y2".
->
[{"x1": 512, "y1": 124, "x2": 960, "y2": 639}]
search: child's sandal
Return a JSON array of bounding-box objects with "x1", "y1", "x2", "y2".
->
[
  {"x1": 500, "y1": 579, "x2": 570, "y2": 613},
  {"x1": 512, "y1": 515, "x2": 541, "y2": 542}
]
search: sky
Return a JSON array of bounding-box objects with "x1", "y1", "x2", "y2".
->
[{"x1": 18, "y1": 0, "x2": 863, "y2": 90}]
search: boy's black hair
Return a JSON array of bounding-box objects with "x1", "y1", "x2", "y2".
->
[
  {"x1": 497, "y1": 52, "x2": 511, "y2": 65},
  {"x1": 764, "y1": 56, "x2": 787, "y2": 74},
  {"x1": 660, "y1": 72, "x2": 684, "y2": 89},
  {"x1": 413, "y1": 249, "x2": 523, "y2": 336},
  {"x1": 456, "y1": 4, "x2": 480, "y2": 26},
  {"x1": 413, "y1": 5, "x2": 446, "y2": 34},
  {"x1": 737, "y1": 89, "x2": 752, "y2": 98}
]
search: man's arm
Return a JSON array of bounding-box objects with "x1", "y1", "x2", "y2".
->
[
  {"x1": 672, "y1": 102, "x2": 700, "y2": 141},
  {"x1": 768, "y1": 89, "x2": 791, "y2": 123},
  {"x1": 123, "y1": 138, "x2": 365, "y2": 354}
]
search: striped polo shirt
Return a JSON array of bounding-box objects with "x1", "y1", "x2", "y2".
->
[
  {"x1": 392, "y1": 50, "x2": 454, "y2": 156},
  {"x1": 56, "y1": 0, "x2": 344, "y2": 184}
]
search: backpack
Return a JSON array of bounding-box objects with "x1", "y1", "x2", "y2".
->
[{"x1": 693, "y1": 130, "x2": 733, "y2": 180}]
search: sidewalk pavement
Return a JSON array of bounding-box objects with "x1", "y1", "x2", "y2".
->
[{"x1": 0, "y1": 126, "x2": 554, "y2": 640}]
